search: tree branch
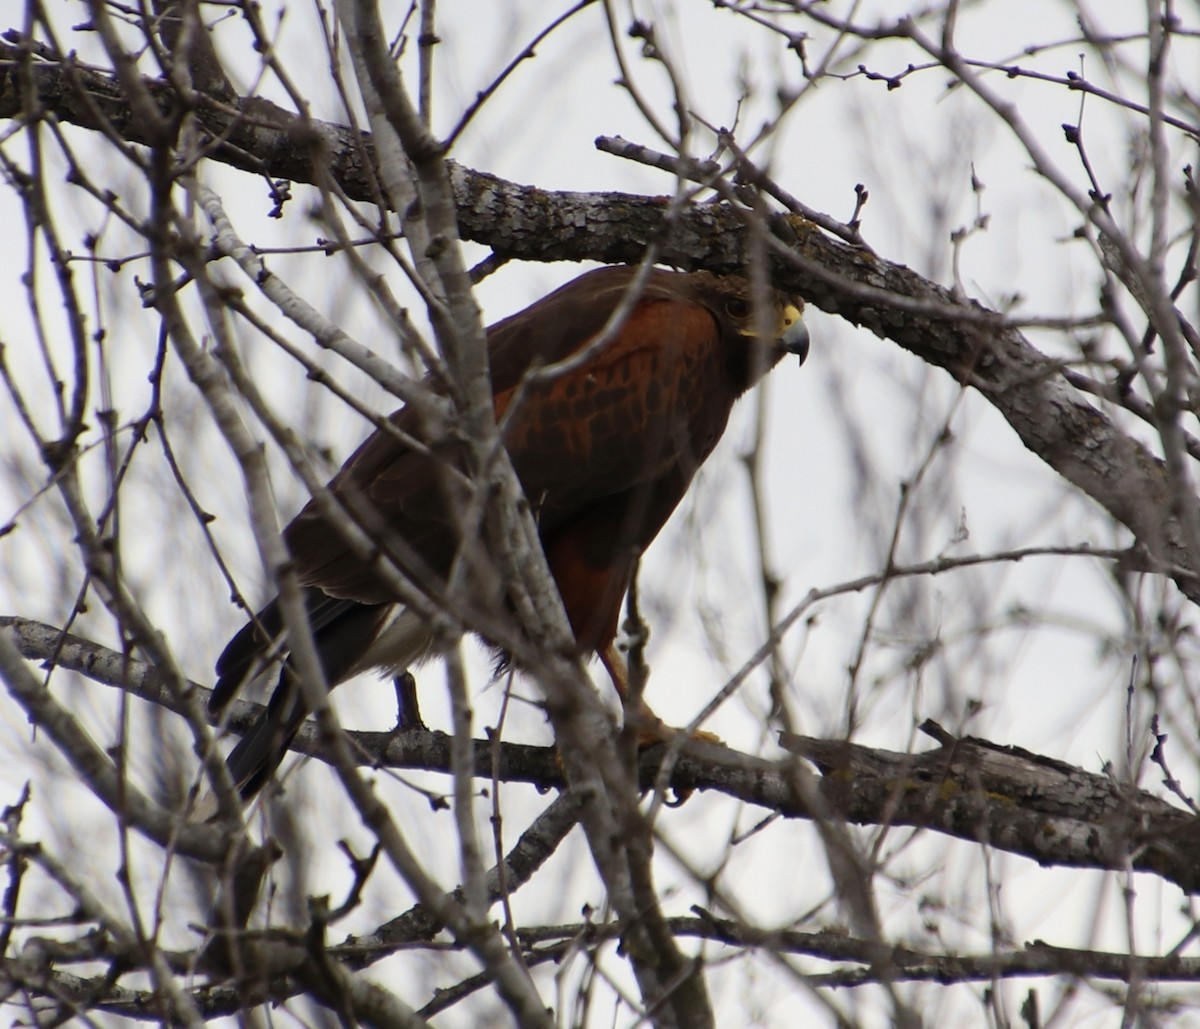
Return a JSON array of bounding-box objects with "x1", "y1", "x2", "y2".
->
[
  {"x1": 7, "y1": 617, "x2": 1198, "y2": 894},
  {"x1": 2, "y1": 37, "x2": 1191, "y2": 611}
]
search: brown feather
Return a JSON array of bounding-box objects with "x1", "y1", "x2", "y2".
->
[{"x1": 213, "y1": 265, "x2": 806, "y2": 797}]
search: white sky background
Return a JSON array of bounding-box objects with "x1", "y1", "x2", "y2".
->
[{"x1": 1, "y1": 0, "x2": 1198, "y2": 1025}]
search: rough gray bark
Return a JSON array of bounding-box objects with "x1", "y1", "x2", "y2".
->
[
  {"x1": 6, "y1": 617, "x2": 1195, "y2": 893},
  {"x1": 1, "y1": 37, "x2": 1188, "y2": 606}
]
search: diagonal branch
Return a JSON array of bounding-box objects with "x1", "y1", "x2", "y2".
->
[{"x1": 1, "y1": 38, "x2": 1191, "y2": 608}]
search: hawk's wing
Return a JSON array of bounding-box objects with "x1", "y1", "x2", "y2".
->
[{"x1": 283, "y1": 268, "x2": 728, "y2": 605}]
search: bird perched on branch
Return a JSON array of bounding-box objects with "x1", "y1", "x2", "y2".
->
[{"x1": 211, "y1": 265, "x2": 809, "y2": 797}]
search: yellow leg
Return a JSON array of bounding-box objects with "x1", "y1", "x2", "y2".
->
[
  {"x1": 599, "y1": 641, "x2": 629, "y2": 701},
  {"x1": 598, "y1": 641, "x2": 721, "y2": 747}
]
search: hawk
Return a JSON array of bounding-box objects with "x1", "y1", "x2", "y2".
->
[{"x1": 211, "y1": 265, "x2": 809, "y2": 796}]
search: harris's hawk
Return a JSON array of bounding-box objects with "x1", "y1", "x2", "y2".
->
[{"x1": 212, "y1": 265, "x2": 809, "y2": 797}]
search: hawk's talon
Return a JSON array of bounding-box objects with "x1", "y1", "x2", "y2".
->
[{"x1": 392, "y1": 671, "x2": 427, "y2": 732}]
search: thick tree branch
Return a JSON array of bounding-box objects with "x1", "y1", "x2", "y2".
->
[
  {"x1": 522, "y1": 914, "x2": 1200, "y2": 987},
  {"x1": 774, "y1": 725, "x2": 1200, "y2": 894},
  {"x1": 1, "y1": 37, "x2": 1191, "y2": 611},
  {"x1": 14, "y1": 915, "x2": 1200, "y2": 1023},
  {"x1": 6, "y1": 617, "x2": 1198, "y2": 894}
]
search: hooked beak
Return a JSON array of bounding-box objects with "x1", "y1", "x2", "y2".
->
[{"x1": 780, "y1": 303, "x2": 810, "y2": 365}]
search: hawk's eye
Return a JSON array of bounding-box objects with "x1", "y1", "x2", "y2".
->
[{"x1": 725, "y1": 297, "x2": 750, "y2": 319}]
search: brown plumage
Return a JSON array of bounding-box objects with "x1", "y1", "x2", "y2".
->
[{"x1": 212, "y1": 265, "x2": 809, "y2": 796}]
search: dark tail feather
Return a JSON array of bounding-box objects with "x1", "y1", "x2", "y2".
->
[
  {"x1": 211, "y1": 599, "x2": 285, "y2": 715},
  {"x1": 223, "y1": 670, "x2": 308, "y2": 797},
  {"x1": 212, "y1": 595, "x2": 392, "y2": 798}
]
